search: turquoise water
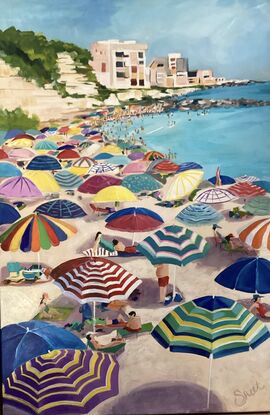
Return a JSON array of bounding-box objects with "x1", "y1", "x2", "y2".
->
[{"x1": 104, "y1": 83, "x2": 270, "y2": 180}]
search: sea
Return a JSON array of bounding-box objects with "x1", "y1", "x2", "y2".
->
[{"x1": 104, "y1": 82, "x2": 270, "y2": 181}]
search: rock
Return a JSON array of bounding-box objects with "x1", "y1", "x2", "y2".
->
[{"x1": 104, "y1": 93, "x2": 120, "y2": 106}]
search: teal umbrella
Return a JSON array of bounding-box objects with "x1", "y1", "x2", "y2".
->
[
  {"x1": 122, "y1": 173, "x2": 162, "y2": 193},
  {"x1": 244, "y1": 196, "x2": 270, "y2": 216},
  {"x1": 34, "y1": 140, "x2": 58, "y2": 150},
  {"x1": 107, "y1": 155, "x2": 131, "y2": 166}
]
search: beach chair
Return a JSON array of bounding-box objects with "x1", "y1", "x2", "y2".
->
[
  {"x1": 117, "y1": 322, "x2": 153, "y2": 338},
  {"x1": 87, "y1": 339, "x2": 125, "y2": 355},
  {"x1": 5, "y1": 262, "x2": 25, "y2": 283}
]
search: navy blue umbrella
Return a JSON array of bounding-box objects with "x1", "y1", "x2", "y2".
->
[
  {"x1": 177, "y1": 162, "x2": 203, "y2": 173},
  {"x1": 94, "y1": 152, "x2": 113, "y2": 160},
  {"x1": 35, "y1": 199, "x2": 87, "y2": 218},
  {"x1": 26, "y1": 155, "x2": 62, "y2": 171},
  {"x1": 215, "y1": 257, "x2": 270, "y2": 294},
  {"x1": 2, "y1": 320, "x2": 86, "y2": 380},
  {"x1": 57, "y1": 144, "x2": 76, "y2": 150},
  {"x1": 208, "y1": 175, "x2": 235, "y2": 185},
  {"x1": 0, "y1": 202, "x2": 21, "y2": 225}
]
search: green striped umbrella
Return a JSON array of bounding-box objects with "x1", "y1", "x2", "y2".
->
[{"x1": 152, "y1": 295, "x2": 270, "y2": 408}]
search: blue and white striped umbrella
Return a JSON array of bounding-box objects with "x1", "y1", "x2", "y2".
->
[
  {"x1": 90, "y1": 163, "x2": 117, "y2": 174},
  {"x1": 35, "y1": 199, "x2": 87, "y2": 219}
]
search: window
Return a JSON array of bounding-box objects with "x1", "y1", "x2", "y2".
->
[
  {"x1": 116, "y1": 72, "x2": 125, "y2": 78},
  {"x1": 138, "y1": 52, "x2": 144, "y2": 58},
  {"x1": 116, "y1": 61, "x2": 124, "y2": 67},
  {"x1": 101, "y1": 62, "x2": 106, "y2": 72},
  {"x1": 139, "y1": 79, "x2": 145, "y2": 86},
  {"x1": 139, "y1": 60, "x2": 144, "y2": 65},
  {"x1": 131, "y1": 66, "x2": 137, "y2": 73},
  {"x1": 157, "y1": 63, "x2": 164, "y2": 67},
  {"x1": 131, "y1": 79, "x2": 137, "y2": 86},
  {"x1": 115, "y1": 51, "x2": 124, "y2": 57},
  {"x1": 170, "y1": 58, "x2": 176, "y2": 61}
]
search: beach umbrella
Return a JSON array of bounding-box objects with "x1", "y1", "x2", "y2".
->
[
  {"x1": 0, "y1": 177, "x2": 42, "y2": 198},
  {"x1": 3, "y1": 349, "x2": 119, "y2": 415},
  {"x1": 46, "y1": 127, "x2": 58, "y2": 135},
  {"x1": 92, "y1": 185, "x2": 137, "y2": 204},
  {"x1": 78, "y1": 174, "x2": 122, "y2": 194},
  {"x1": 137, "y1": 225, "x2": 210, "y2": 298},
  {"x1": 54, "y1": 170, "x2": 84, "y2": 189},
  {"x1": 0, "y1": 148, "x2": 8, "y2": 159},
  {"x1": 0, "y1": 162, "x2": 21, "y2": 178},
  {"x1": 57, "y1": 149, "x2": 80, "y2": 160},
  {"x1": 58, "y1": 125, "x2": 70, "y2": 134},
  {"x1": 122, "y1": 173, "x2": 162, "y2": 194},
  {"x1": 35, "y1": 199, "x2": 86, "y2": 219},
  {"x1": 80, "y1": 142, "x2": 102, "y2": 156},
  {"x1": 253, "y1": 181, "x2": 270, "y2": 193},
  {"x1": 35, "y1": 134, "x2": 47, "y2": 140},
  {"x1": 208, "y1": 175, "x2": 235, "y2": 185},
  {"x1": 2, "y1": 320, "x2": 86, "y2": 380},
  {"x1": 235, "y1": 175, "x2": 259, "y2": 183},
  {"x1": 215, "y1": 257, "x2": 270, "y2": 294},
  {"x1": 123, "y1": 161, "x2": 149, "y2": 175},
  {"x1": 0, "y1": 212, "x2": 77, "y2": 252},
  {"x1": 6, "y1": 137, "x2": 34, "y2": 148},
  {"x1": 0, "y1": 202, "x2": 21, "y2": 225},
  {"x1": 25, "y1": 129, "x2": 41, "y2": 136},
  {"x1": 4, "y1": 129, "x2": 24, "y2": 140},
  {"x1": 94, "y1": 152, "x2": 114, "y2": 160},
  {"x1": 244, "y1": 196, "x2": 270, "y2": 216},
  {"x1": 107, "y1": 155, "x2": 131, "y2": 165},
  {"x1": 26, "y1": 155, "x2": 62, "y2": 171},
  {"x1": 34, "y1": 140, "x2": 58, "y2": 151},
  {"x1": 58, "y1": 145, "x2": 76, "y2": 151},
  {"x1": 151, "y1": 159, "x2": 179, "y2": 174},
  {"x1": 128, "y1": 151, "x2": 145, "y2": 161},
  {"x1": 151, "y1": 295, "x2": 270, "y2": 408},
  {"x1": 102, "y1": 144, "x2": 122, "y2": 154},
  {"x1": 229, "y1": 182, "x2": 266, "y2": 198},
  {"x1": 72, "y1": 156, "x2": 93, "y2": 169},
  {"x1": 176, "y1": 203, "x2": 223, "y2": 226},
  {"x1": 71, "y1": 134, "x2": 86, "y2": 141},
  {"x1": 238, "y1": 218, "x2": 270, "y2": 252},
  {"x1": 90, "y1": 162, "x2": 117, "y2": 174},
  {"x1": 176, "y1": 162, "x2": 203, "y2": 173},
  {"x1": 8, "y1": 148, "x2": 36, "y2": 160},
  {"x1": 195, "y1": 188, "x2": 235, "y2": 204},
  {"x1": 143, "y1": 150, "x2": 165, "y2": 161},
  {"x1": 24, "y1": 170, "x2": 60, "y2": 193},
  {"x1": 164, "y1": 169, "x2": 204, "y2": 201}
]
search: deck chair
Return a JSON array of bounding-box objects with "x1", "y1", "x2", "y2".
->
[
  {"x1": 117, "y1": 322, "x2": 153, "y2": 337},
  {"x1": 5, "y1": 262, "x2": 24, "y2": 283},
  {"x1": 87, "y1": 339, "x2": 125, "y2": 354}
]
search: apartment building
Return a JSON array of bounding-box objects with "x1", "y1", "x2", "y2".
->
[
  {"x1": 149, "y1": 53, "x2": 189, "y2": 87},
  {"x1": 90, "y1": 40, "x2": 149, "y2": 89},
  {"x1": 188, "y1": 69, "x2": 216, "y2": 85}
]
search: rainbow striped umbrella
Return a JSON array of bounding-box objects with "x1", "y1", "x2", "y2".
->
[
  {"x1": 3, "y1": 349, "x2": 119, "y2": 415},
  {"x1": 238, "y1": 217, "x2": 270, "y2": 251},
  {"x1": 0, "y1": 213, "x2": 77, "y2": 252},
  {"x1": 152, "y1": 295, "x2": 270, "y2": 408}
]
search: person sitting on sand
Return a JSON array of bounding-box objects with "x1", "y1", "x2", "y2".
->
[
  {"x1": 39, "y1": 293, "x2": 60, "y2": 320},
  {"x1": 86, "y1": 334, "x2": 125, "y2": 350},
  {"x1": 92, "y1": 232, "x2": 137, "y2": 254},
  {"x1": 105, "y1": 311, "x2": 142, "y2": 332},
  {"x1": 249, "y1": 294, "x2": 270, "y2": 318},
  {"x1": 224, "y1": 233, "x2": 256, "y2": 254}
]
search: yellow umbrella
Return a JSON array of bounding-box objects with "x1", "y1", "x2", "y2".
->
[
  {"x1": 68, "y1": 166, "x2": 89, "y2": 176},
  {"x1": 6, "y1": 139, "x2": 33, "y2": 148},
  {"x1": 69, "y1": 127, "x2": 82, "y2": 136},
  {"x1": 24, "y1": 171, "x2": 60, "y2": 193},
  {"x1": 92, "y1": 185, "x2": 137, "y2": 203},
  {"x1": 163, "y1": 169, "x2": 204, "y2": 201},
  {"x1": 103, "y1": 145, "x2": 122, "y2": 155}
]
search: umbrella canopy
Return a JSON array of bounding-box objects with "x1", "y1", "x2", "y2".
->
[
  {"x1": 78, "y1": 174, "x2": 122, "y2": 194},
  {"x1": 27, "y1": 155, "x2": 62, "y2": 171},
  {"x1": 0, "y1": 213, "x2": 77, "y2": 252},
  {"x1": 35, "y1": 199, "x2": 86, "y2": 219},
  {"x1": 164, "y1": 169, "x2": 204, "y2": 201},
  {"x1": 128, "y1": 151, "x2": 144, "y2": 161},
  {"x1": 90, "y1": 162, "x2": 117, "y2": 174},
  {"x1": 235, "y1": 175, "x2": 259, "y2": 183},
  {"x1": 105, "y1": 207, "x2": 164, "y2": 232},
  {"x1": 25, "y1": 129, "x2": 41, "y2": 136},
  {"x1": 123, "y1": 161, "x2": 149, "y2": 175},
  {"x1": 53, "y1": 257, "x2": 142, "y2": 303},
  {"x1": 71, "y1": 134, "x2": 86, "y2": 141},
  {"x1": 253, "y1": 181, "x2": 270, "y2": 193},
  {"x1": 176, "y1": 203, "x2": 223, "y2": 226},
  {"x1": 215, "y1": 257, "x2": 270, "y2": 294},
  {"x1": 238, "y1": 218, "x2": 270, "y2": 251},
  {"x1": 3, "y1": 349, "x2": 119, "y2": 415},
  {"x1": 122, "y1": 173, "x2": 162, "y2": 193},
  {"x1": 94, "y1": 152, "x2": 114, "y2": 160},
  {"x1": 73, "y1": 156, "x2": 93, "y2": 168},
  {"x1": 244, "y1": 196, "x2": 270, "y2": 216},
  {"x1": 176, "y1": 162, "x2": 203, "y2": 173},
  {"x1": 151, "y1": 295, "x2": 270, "y2": 358},
  {"x1": 34, "y1": 140, "x2": 58, "y2": 150},
  {"x1": 54, "y1": 170, "x2": 84, "y2": 189},
  {"x1": 0, "y1": 162, "x2": 21, "y2": 178},
  {"x1": 8, "y1": 148, "x2": 36, "y2": 160},
  {"x1": 4, "y1": 129, "x2": 24, "y2": 140},
  {"x1": 229, "y1": 182, "x2": 266, "y2": 198},
  {"x1": 24, "y1": 170, "x2": 60, "y2": 193},
  {"x1": 0, "y1": 177, "x2": 42, "y2": 198},
  {"x1": 0, "y1": 202, "x2": 21, "y2": 225},
  {"x1": 195, "y1": 188, "x2": 235, "y2": 204},
  {"x1": 102, "y1": 144, "x2": 122, "y2": 154},
  {"x1": 57, "y1": 149, "x2": 80, "y2": 160},
  {"x1": 208, "y1": 175, "x2": 235, "y2": 185},
  {"x1": 2, "y1": 320, "x2": 86, "y2": 380},
  {"x1": 92, "y1": 185, "x2": 137, "y2": 203},
  {"x1": 6, "y1": 136, "x2": 34, "y2": 148},
  {"x1": 151, "y1": 159, "x2": 179, "y2": 174},
  {"x1": 137, "y1": 225, "x2": 210, "y2": 266},
  {"x1": 0, "y1": 148, "x2": 8, "y2": 159},
  {"x1": 143, "y1": 150, "x2": 165, "y2": 161},
  {"x1": 107, "y1": 155, "x2": 131, "y2": 166}
]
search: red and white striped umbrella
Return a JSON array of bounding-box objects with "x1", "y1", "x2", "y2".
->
[
  {"x1": 53, "y1": 257, "x2": 142, "y2": 303},
  {"x1": 239, "y1": 217, "x2": 270, "y2": 251},
  {"x1": 229, "y1": 182, "x2": 265, "y2": 198}
]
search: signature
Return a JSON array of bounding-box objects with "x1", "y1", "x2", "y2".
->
[{"x1": 234, "y1": 380, "x2": 265, "y2": 407}]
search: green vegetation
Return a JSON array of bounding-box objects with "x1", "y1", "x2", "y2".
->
[
  {"x1": 0, "y1": 108, "x2": 39, "y2": 130},
  {"x1": 0, "y1": 27, "x2": 109, "y2": 100}
]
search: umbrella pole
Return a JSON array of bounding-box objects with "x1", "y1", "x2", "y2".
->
[
  {"x1": 172, "y1": 265, "x2": 176, "y2": 298},
  {"x1": 93, "y1": 301, "x2": 96, "y2": 333},
  {"x1": 207, "y1": 354, "x2": 213, "y2": 410},
  {"x1": 132, "y1": 232, "x2": 135, "y2": 246},
  {"x1": 37, "y1": 251, "x2": 40, "y2": 268}
]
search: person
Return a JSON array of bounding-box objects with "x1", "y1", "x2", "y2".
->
[
  {"x1": 39, "y1": 293, "x2": 60, "y2": 319},
  {"x1": 155, "y1": 264, "x2": 172, "y2": 304},
  {"x1": 86, "y1": 333, "x2": 125, "y2": 350},
  {"x1": 105, "y1": 311, "x2": 142, "y2": 332},
  {"x1": 249, "y1": 295, "x2": 270, "y2": 318},
  {"x1": 112, "y1": 239, "x2": 137, "y2": 254},
  {"x1": 79, "y1": 303, "x2": 92, "y2": 328},
  {"x1": 93, "y1": 232, "x2": 115, "y2": 253}
]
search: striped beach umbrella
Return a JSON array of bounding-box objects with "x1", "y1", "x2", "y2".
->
[
  {"x1": 0, "y1": 213, "x2": 77, "y2": 252},
  {"x1": 164, "y1": 169, "x2": 204, "y2": 201},
  {"x1": 54, "y1": 170, "x2": 83, "y2": 189},
  {"x1": 195, "y1": 188, "x2": 235, "y2": 204},
  {"x1": 176, "y1": 162, "x2": 203, "y2": 173},
  {"x1": 254, "y1": 181, "x2": 270, "y2": 193},
  {"x1": 151, "y1": 159, "x2": 179, "y2": 174},
  {"x1": 152, "y1": 295, "x2": 269, "y2": 408},
  {"x1": 34, "y1": 140, "x2": 58, "y2": 151},
  {"x1": 3, "y1": 349, "x2": 119, "y2": 415},
  {"x1": 72, "y1": 156, "x2": 93, "y2": 168},
  {"x1": 90, "y1": 162, "x2": 117, "y2": 174},
  {"x1": 143, "y1": 150, "x2": 165, "y2": 161},
  {"x1": 35, "y1": 199, "x2": 87, "y2": 219},
  {"x1": 78, "y1": 174, "x2": 122, "y2": 194},
  {"x1": 238, "y1": 218, "x2": 270, "y2": 251},
  {"x1": 229, "y1": 182, "x2": 266, "y2": 198},
  {"x1": 235, "y1": 175, "x2": 259, "y2": 183},
  {"x1": 244, "y1": 196, "x2": 270, "y2": 216},
  {"x1": 27, "y1": 155, "x2": 62, "y2": 171},
  {"x1": 176, "y1": 203, "x2": 223, "y2": 226}
]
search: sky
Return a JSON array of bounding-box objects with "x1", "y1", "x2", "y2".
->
[{"x1": 0, "y1": 0, "x2": 269, "y2": 80}]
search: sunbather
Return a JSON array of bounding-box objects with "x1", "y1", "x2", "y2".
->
[
  {"x1": 86, "y1": 333, "x2": 125, "y2": 350},
  {"x1": 93, "y1": 232, "x2": 137, "y2": 254},
  {"x1": 105, "y1": 311, "x2": 142, "y2": 332},
  {"x1": 249, "y1": 294, "x2": 270, "y2": 318},
  {"x1": 38, "y1": 293, "x2": 60, "y2": 320}
]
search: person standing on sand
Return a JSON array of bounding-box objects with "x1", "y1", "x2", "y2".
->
[{"x1": 155, "y1": 264, "x2": 172, "y2": 305}]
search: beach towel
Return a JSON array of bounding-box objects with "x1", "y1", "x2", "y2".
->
[{"x1": 82, "y1": 247, "x2": 118, "y2": 257}]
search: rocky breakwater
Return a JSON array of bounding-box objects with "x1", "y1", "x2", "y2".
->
[{"x1": 177, "y1": 98, "x2": 270, "y2": 111}]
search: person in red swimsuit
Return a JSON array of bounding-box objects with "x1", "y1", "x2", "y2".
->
[{"x1": 249, "y1": 294, "x2": 270, "y2": 318}]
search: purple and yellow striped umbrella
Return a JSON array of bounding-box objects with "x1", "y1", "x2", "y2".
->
[
  {"x1": 0, "y1": 213, "x2": 77, "y2": 252},
  {"x1": 3, "y1": 349, "x2": 119, "y2": 415}
]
